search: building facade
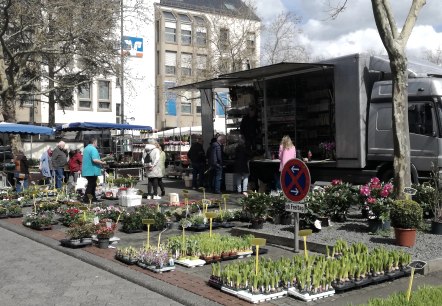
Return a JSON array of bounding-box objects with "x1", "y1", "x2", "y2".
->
[{"x1": 15, "y1": 0, "x2": 259, "y2": 132}]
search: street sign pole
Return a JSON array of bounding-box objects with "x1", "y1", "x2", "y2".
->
[
  {"x1": 293, "y1": 212, "x2": 299, "y2": 252},
  {"x1": 280, "y1": 159, "x2": 311, "y2": 254}
]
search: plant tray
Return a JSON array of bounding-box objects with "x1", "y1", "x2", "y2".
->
[
  {"x1": 332, "y1": 281, "x2": 355, "y2": 292},
  {"x1": 287, "y1": 288, "x2": 335, "y2": 302},
  {"x1": 175, "y1": 258, "x2": 206, "y2": 268},
  {"x1": 8, "y1": 213, "x2": 23, "y2": 218},
  {"x1": 386, "y1": 270, "x2": 405, "y2": 280},
  {"x1": 252, "y1": 247, "x2": 268, "y2": 255},
  {"x1": 0, "y1": 214, "x2": 8, "y2": 219},
  {"x1": 235, "y1": 289, "x2": 287, "y2": 304},
  {"x1": 204, "y1": 255, "x2": 239, "y2": 264},
  {"x1": 187, "y1": 225, "x2": 210, "y2": 232},
  {"x1": 370, "y1": 274, "x2": 389, "y2": 284},
  {"x1": 353, "y1": 277, "x2": 373, "y2": 287},
  {"x1": 208, "y1": 278, "x2": 223, "y2": 290},
  {"x1": 137, "y1": 262, "x2": 175, "y2": 273},
  {"x1": 60, "y1": 239, "x2": 92, "y2": 249},
  {"x1": 115, "y1": 255, "x2": 138, "y2": 265},
  {"x1": 119, "y1": 228, "x2": 143, "y2": 234},
  {"x1": 29, "y1": 225, "x2": 53, "y2": 231},
  {"x1": 236, "y1": 251, "x2": 253, "y2": 258}
]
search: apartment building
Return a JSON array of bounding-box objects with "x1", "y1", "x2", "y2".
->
[
  {"x1": 15, "y1": 0, "x2": 259, "y2": 132},
  {"x1": 155, "y1": 0, "x2": 261, "y2": 130}
]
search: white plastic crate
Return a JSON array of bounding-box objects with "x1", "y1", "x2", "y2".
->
[{"x1": 120, "y1": 195, "x2": 142, "y2": 207}]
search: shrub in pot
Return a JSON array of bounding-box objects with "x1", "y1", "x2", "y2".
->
[
  {"x1": 268, "y1": 191, "x2": 291, "y2": 224},
  {"x1": 390, "y1": 199, "x2": 423, "y2": 247},
  {"x1": 240, "y1": 192, "x2": 272, "y2": 229},
  {"x1": 324, "y1": 179, "x2": 358, "y2": 222}
]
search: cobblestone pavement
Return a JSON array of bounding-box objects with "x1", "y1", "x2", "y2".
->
[{"x1": 0, "y1": 227, "x2": 183, "y2": 306}]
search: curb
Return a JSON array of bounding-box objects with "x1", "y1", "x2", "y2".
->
[
  {"x1": 0, "y1": 220, "x2": 221, "y2": 306},
  {"x1": 231, "y1": 227, "x2": 442, "y2": 275}
]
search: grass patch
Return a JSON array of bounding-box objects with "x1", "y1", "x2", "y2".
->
[{"x1": 358, "y1": 285, "x2": 442, "y2": 306}]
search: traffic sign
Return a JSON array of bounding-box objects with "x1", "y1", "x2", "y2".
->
[{"x1": 280, "y1": 158, "x2": 311, "y2": 202}]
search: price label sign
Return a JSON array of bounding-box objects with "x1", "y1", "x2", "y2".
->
[
  {"x1": 404, "y1": 187, "x2": 417, "y2": 196},
  {"x1": 285, "y1": 202, "x2": 307, "y2": 213}
]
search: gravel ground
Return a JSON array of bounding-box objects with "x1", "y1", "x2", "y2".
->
[{"x1": 251, "y1": 209, "x2": 442, "y2": 262}]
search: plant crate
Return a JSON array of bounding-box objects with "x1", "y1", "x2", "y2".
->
[
  {"x1": 288, "y1": 288, "x2": 335, "y2": 302},
  {"x1": 60, "y1": 239, "x2": 92, "y2": 249},
  {"x1": 175, "y1": 258, "x2": 206, "y2": 268}
]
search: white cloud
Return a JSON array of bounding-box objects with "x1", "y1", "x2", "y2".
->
[
  {"x1": 255, "y1": 0, "x2": 286, "y2": 22},
  {"x1": 256, "y1": 0, "x2": 442, "y2": 60}
]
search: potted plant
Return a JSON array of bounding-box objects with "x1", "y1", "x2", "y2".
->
[
  {"x1": 66, "y1": 225, "x2": 82, "y2": 245},
  {"x1": 324, "y1": 179, "x2": 358, "y2": 222},
  {"x1": 390, "y1": 199, "x2": 423, "y2": 247},
  {"x1": 359, "y1": 177, "x2": 394, "y2": 232},
  {"x1": 269, "y1": 191, "x2": 291, "y2": 225},
  {"x1": 8, "y1": 204, "x2": 23, "y2": 217},
  {"x1": 0, "y1": 206, "x2": 7, "y2": 218},
  {"x1": 240, "y1": 192, "x2": 272, "y2": 229},
  {"x1": 121, "y1": 212, "x2": 144, "y2": 233}
]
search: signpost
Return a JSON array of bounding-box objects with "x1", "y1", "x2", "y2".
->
[{"x1": 280, "y1": 158, "x2": 311, "y2": 253}]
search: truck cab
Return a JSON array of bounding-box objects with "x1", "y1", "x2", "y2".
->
[{"x1": 368, "y1": 77, "x2": 442, "y2": 182}]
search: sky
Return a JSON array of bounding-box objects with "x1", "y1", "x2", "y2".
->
[{"x1": 255, "y1": 0, "x2": 442, "y2": 60}]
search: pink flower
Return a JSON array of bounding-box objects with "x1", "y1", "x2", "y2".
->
[
  {"x1": 367, "y1": 197, "x2": 377, "y2": 204},
  {"x1": 384, "y1": 183, "x2": 393, "y2": 192},
  {"x1": 331, "y1": 179, "x2": 342, "y2": 186},
  {"x1": 370, "y1": 177, "x2": 380, "y2": 185},
  {"x1": 380, "y1": 189, "x2": 389, "y2": 198},
  {"x1": 360, "y1": 185, "x2": 370, "y2": 196}
]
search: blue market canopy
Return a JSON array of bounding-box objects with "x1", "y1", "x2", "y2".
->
[
  {"x1": 0, "y1": 122, "x2": 54, "y2": 135},
  {"x1": 56, "y1": 122, "x2": 152, "y2": 132}
]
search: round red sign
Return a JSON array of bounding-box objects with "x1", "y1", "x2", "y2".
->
[{"x1": 280, "y1": 158, "x2": 311, "y2": 202}]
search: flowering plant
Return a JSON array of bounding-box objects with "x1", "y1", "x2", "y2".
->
[
  {"x1": 95, "y1": 219, "x2": 116, "y2": 238},
  {"x1": 324, "y1": 179, "x2": 358, "y2": 219},
  {"x1": 359, "y1": 177, "x2": 394, "y2": 221},
  {"x1": 58, "y1": 207, "x2": 82, "y2": 226},
  {"x1": 319, "y1": 142, "x2": 336, "y2": 159}
]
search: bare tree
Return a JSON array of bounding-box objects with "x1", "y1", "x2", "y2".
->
[
  {"x1": 261, "y1": 11, "x2": 309, "y2": 65},
  {"x1": 203, "y1": 0, "x2": 261, "y2": 76},
  {"x1": 423, "y1": 47, "x2": 442, "y2": 65}
]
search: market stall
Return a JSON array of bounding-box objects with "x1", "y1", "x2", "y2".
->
[
  {"x1": 0, "y1": 122, "x2": 54, "y2": 187},
  {"x1": 56, "y1": 122, "x2": 152, "y2": 180}
]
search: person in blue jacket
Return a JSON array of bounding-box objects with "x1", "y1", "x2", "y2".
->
[{"x1": 82, "y1": 138, "x2": 106, "y2": 203}]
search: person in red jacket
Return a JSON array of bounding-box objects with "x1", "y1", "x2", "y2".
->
[{"x1": 68, "y1": 149, "x2": 83, "y2": 186}]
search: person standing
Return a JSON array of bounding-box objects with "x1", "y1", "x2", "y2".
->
[
  {"x1": 144, "y1": 142, "x2": 162, "y2": 199},
  {"x1": 187, "y1": 137, "x2": 205, "y2": 190},
  {"x1": 240, "y1": 106, "x2": 259, "y2": 151},
  {"x1": 157, "y1": 142, "x2": 166, "y2": 197},
  {"x1": 234, "y1": 137, "x2": 251, "y2": 196},
  {"x1": 39, "y1": 147, "x2": 53, "y2": 185},
  {"x1": 82, "y1": 138, "x2": 106, "y2": 203},
  {"x1": 210, "y1": 134, "x2": 226, "y2": 194},
  {"x1": 14, "y1": 150, "x2": 29, "y2": 193},
  {"x1": 68, "y1": 149, "x2": 83, "y2": 187},
  {"x1": 277, "y1": 135, "x2": 296, "y2": 190},
  {"x1": 52, "y1": 141, "x2": 68, "y2": 189}
]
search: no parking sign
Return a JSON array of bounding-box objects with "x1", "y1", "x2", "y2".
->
[{"x1": 280, "y1": 158, "x2": 311, "y2": 203}]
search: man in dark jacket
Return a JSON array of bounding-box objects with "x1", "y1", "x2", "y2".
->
[
  {"x1": 240, "y1": 107, "x2": 259, "y2": 151},
  {"x1": 52, "y1": 141, "x2": 68, "y2": 189},
  {"x1": 210, "y1": 135, "x2": 226, "y2": 194},
  {"x1": 187, "y1": 137, "x2": 205, "y2": 189}
]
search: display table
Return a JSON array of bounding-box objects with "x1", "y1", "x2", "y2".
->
[{"x1": 108, "y1": 167, "x2": 145, "y2": 180}]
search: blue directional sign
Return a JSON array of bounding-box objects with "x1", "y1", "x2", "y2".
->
[{"x1": 280, "y1": 158, "x2": 311, "y2": 202}]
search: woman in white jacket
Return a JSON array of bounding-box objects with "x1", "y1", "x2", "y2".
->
[{"x1": 143, "y1": 143, "x2": 162, "y2": 199}]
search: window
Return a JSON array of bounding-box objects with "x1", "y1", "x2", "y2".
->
[
  {"x1": 181, "y1": 53, "x2": 192, "y2": 76},
  {"x1": 179, "y1": 14, "x2": 192, "y2": 45},
  {"x1": 194, "y1": 16, "x2": 207, "y2": 46},
  {"x1": 196, "y1": 55, "x2": 207, "y2": 75},
  {"x1": 408, "y1": 102, "x2": 434, "y2": 136},
  {"x1": 219, "y1": 58, "x2": 230, "y2": 74},
  {"x1": 163, "y1": 11, "x2": 177, "y2": 43},
  {"x1": 164, "y1": 82, "x2": 177, "y2": 116},
  {"x1": 246, "y1": 32, "x2": 256, "y2": 50},
  {"x1": 220, "y1": 28, "x2": 229, "y2": 50},
  {"x1": 181, "y1": 91, "x2": 192, "y2": 114},
  {"x1": 195, "y1": 97, "x2": 201, "y2": 114},
  {"x1": 98, "y1": 80, "x2": 111, "y2": 111},
  {"x1": 78, "y1": 82, "x2": 92, "y2": 109},
  {"x1": 165, "y1": 51, "x2": 177, "y2": 75},
  {"x1": 20, "y1": 95, "x2": 34, "y2": 107}
]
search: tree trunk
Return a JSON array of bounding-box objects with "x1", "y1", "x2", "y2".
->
[
  {"x1": 390, "y1": 54, "x2": 411, "y2": 199},
  {"x1": 1, "y1": 92, "x2": 22, "y2": 155},
  {"x1": 48, "y1": 60, "x2": 56, "y2": 127}
]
